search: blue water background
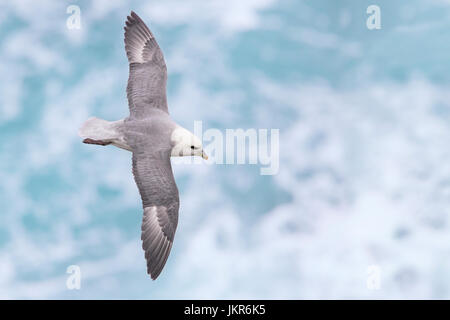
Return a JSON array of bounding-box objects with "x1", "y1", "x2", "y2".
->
[{"x1": 0, "y1": 0, "x2": 450, "y2": 298}]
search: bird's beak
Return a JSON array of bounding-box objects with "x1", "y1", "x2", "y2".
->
[{"x1": 202, "y1": 151, "x2": 208, "y2": 160}]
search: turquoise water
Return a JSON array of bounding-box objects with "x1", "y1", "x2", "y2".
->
[{"x1": 1, "y1": 0, "x2": 450, "y2": 298}]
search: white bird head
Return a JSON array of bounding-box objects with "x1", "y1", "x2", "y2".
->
[{"x1": 170, "y1": 126, "x2": 208, "y2": 160}]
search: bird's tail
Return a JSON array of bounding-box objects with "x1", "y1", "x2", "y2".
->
[
  {"x1": 78, "y1": 117, "x2": 114, "y2": 141},
  {"x1": 78, "y1": 117, "x2": 131, "y2": 151}
]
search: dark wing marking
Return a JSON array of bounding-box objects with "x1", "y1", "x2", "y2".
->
[
  {"x1": 124, "y1": 11, "x2": 168, "y2": 119},
  {"x1": 132, "y1": 151, "x2": 179, "y2": 279}
]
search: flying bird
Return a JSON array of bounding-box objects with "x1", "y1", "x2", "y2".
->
[{"x1": 79, "y1": 11, "x2": 208, "y2": 280}]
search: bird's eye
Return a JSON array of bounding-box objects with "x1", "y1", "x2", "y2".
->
[{"x1": 191, "y1": 146, "x2": 195, "y2": 150}]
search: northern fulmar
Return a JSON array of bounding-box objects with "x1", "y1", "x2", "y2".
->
[{"x1": 79, "y1": 11, "x2": 208, "y2": 280}]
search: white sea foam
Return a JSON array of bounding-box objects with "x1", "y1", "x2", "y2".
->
[{"x1": 1, "y1": 0, "x2": 450, "y2": 299}]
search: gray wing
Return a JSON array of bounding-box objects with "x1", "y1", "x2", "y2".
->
[
  {"x1": 132, "y1": 150, "x2": 179, "y2": 280},
  {"x1": 124, "y1": 11, "x2": 168, "y2": 119}
]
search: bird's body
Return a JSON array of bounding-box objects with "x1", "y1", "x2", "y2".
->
[{"x1": 79, "y1": 12, "x2": 207, "y2": 280}]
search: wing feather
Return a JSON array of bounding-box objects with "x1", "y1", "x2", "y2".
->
[
  {"x1": 132, "y1": 152, "x2": 179, "y2": 280},
  {"x1": 124, "y1": 11, "x2": 168, "y2": 119}
]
